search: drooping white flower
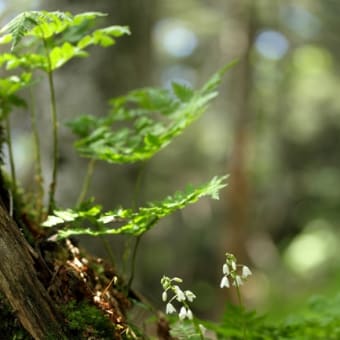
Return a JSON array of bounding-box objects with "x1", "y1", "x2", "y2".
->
[
  {"x1": 231, "y1": 260, "x2": 237, "y2": 271},
  {"x1": 186, "y1": 308, "x2": 193, "y2": 320},
  {"x1": 241, "y1": 265, "x2": 252, "y2": 279},
  {"x1": 166, "y1": 302, "x2": 176, "y2": 314},
  {"x1": 174, "y1": 285, "x2": 186, "y2": 301},
  {"x1": 233, "y1": 275, "x2": 243, "y2": 287},
  {"x1": 223, "y1": 263, "x2": 230, "y2": 275},
  {"x1": 220, "y1": 275, "x2": 230, "y2": 288},
  {"x1": 179, "y1": 306, "x2": 187, "y2": 320},
  {"x1": 162, "y1": 291, "x2": 168, "y2": 302},
  {"x1": 185, "y1": 290, "x2": 196, "y2": 302}
]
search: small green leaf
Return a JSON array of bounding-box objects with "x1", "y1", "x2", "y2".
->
[
  {"x1": 172, "y1": 82, "x2": 194, "y2": 102},
  {"x1": 49, "y1": 42, "x2": 88, "y2": 70},
  {"x1": 42, "y1": 215, "x2": 65, "y2": 227},
  {"x1": 0, "y1": 34, "x2": 12, "y2": 44}
]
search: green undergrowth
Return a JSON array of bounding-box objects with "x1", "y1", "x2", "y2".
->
[{"x1": 202, "y1": 294, "x2": 340, "y2": 340}]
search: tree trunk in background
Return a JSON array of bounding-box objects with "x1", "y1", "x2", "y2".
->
[
  {"x1": 223, "y1": 0, "x2": 255, "y2": 285},
  {"x1": 0, "y1": 199, "x2": 65, "y2": 339}
]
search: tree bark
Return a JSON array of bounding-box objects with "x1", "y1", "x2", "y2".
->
[{"x1": 0, "y1": 201, "x2": 65, "y2": 339}]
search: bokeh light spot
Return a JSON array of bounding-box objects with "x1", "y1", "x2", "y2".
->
[
  {"x1": 255, "y1": 30, "x2": 289, "y2": 60},
  {"x1": 153, "y1": 19, "x2": 198, "y2": 58}
]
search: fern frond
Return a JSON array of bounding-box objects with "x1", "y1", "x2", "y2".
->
[
  {"x1": 0, "y1": 12, "x2": 39, "y2": 49},
  {"x1": 0, "y1": 11, "x2": 73, "y2": 49},
  {"x1": 42, "y1": 175, "x2": 228, "y2": 238},
  {"x1": 68, "y1": 63, "x2": 236, "y2": 164}
]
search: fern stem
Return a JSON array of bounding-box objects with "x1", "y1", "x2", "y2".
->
[
  {"x1": 41, "y1": 36, "x2": 59, "y2": 214},
  {"x1": 100, "y1": 236, "x2": 116, "y2": 267},
  {"x1": 127, "y1": 217, "x2": 158, "y2": 292},
  {"x1": 127, "y1": 234, "x2": 142, "y2": 291},
  {"x1": 132, "y1": 163, "x2": 147, "y2": 210},
  {"x1": 46, "y1": 69, "x2": 58, "y2": 214},
  {"x1": 77, "y1": 159, "x2": 116, "y2": 266},
  {"x1": 5, "y1": 117, "x2": 17, "y2": 194},
  {"x1": 127, "y1": 163, "x2": 147, "y2": 291},
  {"x1": 76, "y1": 158, "x2": 96, "y2": 207},
  {"x1": 28, "y1": 86, "x2": 44, "y2": 221}
]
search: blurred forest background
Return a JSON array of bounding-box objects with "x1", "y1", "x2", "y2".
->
[{"x1": 1, "y1": 0, "x2": 340, "y2": 322}]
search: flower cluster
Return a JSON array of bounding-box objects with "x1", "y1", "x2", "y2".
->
[
  {"x1": 220, "y1": 253, "x2": 252, "y2": 289},
  {"x1": 160, "y1": 276, "x2": 196, "y2": 320}
]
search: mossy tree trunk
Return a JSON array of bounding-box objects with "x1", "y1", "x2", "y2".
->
[{"x1": 0, "y1": 199, "x2": 65, "y2": 339}]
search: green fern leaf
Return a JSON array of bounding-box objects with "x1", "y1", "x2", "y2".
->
[
  {"x1": 0, "y1": 11, "x2": 72, "y2": 49},
  {"x1": 68, "y1": 63, "x2": 236, "y2": 164},
  {"x1": 42, "y1": 175, "x2": 228, "y2": 238}
]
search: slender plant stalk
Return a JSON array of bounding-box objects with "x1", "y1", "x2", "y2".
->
[
  {"x1": 41, "y1": 37, "x2": 58, "y2": 214},
  {"x1": 132, "y1": 162, "x2": 147, "y2": 210},
  {"x1": 193, "y1": 320, "x2": 204, "y2": 340},
  {"x1": 127, "y1": 234, "x2": 142, "y2": 291},
  {"x1": 46, "y1": 69, "x2": 58, "y2": 214},
  {"x1": 100, "y1": 236, "x2": 116, "y2": 266},
  {"x1": 76, "y1": 158, "x2": 96, "y2": 207},
  {"x1": 76, "y1": 159, "x2": 116, "y2": 265},
  {"x1": 5, "y1": 117, "x2": 17, "y2": 194},
  {"x1": 127, "y1": 216, "x2": 158, "y2": 292},
  {"x1": 236, "y1": 285, "x2": 248, "y2": 340},
  {"x1": 127, "y1": 163, "x2": 147, "y2": 290},
  {"x1": 28, "y1": 86, "x2": 44, "y2": 221}
]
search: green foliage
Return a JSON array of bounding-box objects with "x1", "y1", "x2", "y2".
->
[
  {"x1": 0, "y1": 10, "x2": 131, "y2": 214},
  {"x1": 42, "y1": 176, "x2": 227, "y2": 239},
  {"x1": 0, "y1": 10, "x2": 233, "y2": 338},
  {"x1": 169, "y1": 320, "x2": 201, "y2": 339},
  {"x1": 67, "y1": 62, "x2": 236, "y2": 163},
  {"x1": 203, "y1": 294, "x2": 340, "y2": 339},
  {"x1": 0, "y1": 11, "x2": 130, "y2": 72},
  {"x1": 0, "y1": 73, "x2": 30, "y2": 119}
]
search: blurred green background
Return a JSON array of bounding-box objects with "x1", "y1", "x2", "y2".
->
[{"x1": 2, "y1": 0, "x2": 340, "y2": 322}]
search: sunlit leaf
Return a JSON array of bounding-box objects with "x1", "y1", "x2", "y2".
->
[
  {"x1": 49, "y1": 42, "x2": 88, "y2": 70},
  {"x1": 0, "y1": 11, "x2": 129, "y2": 71}
]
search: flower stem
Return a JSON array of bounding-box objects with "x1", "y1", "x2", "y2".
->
[
  {"x1": 236, "y1": 285, "x2": 247, "y2": 340},
  {"x1": 193, "y1": 320, "x2": 205, "y2": 340}
]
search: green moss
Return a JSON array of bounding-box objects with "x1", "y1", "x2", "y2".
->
[{"x1": 61, "y1": 300, "x2": 116, "y2": 339}]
